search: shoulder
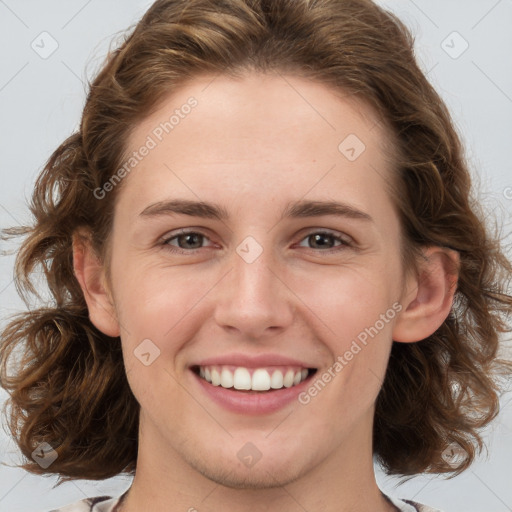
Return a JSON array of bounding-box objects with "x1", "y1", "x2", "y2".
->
[
  {"x1": 50, "y1": 493, "x2": 443, "y2": 512},
  {"x1": 47, "y1": 495, "x2": 121, "y2": 512},
  {"x1": 403, "y1": 500, "x2": 444, "y2": 512},
  {"x1": 386, "y1": 494, "x2": 445, "y2": 512}
]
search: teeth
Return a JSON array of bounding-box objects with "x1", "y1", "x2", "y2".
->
[
  {"x1": 196, "y1": 365, "x2": 310, "y2": 391},
  {"x1": 283, "y1": 369, "x2": 295, "y2": 388},
  {"x1": 270, "y1": 370, "x2": 284, "y2": 389},
  {"x1": 211, "y1": 368, "x2": 221, "y2": 386},
  {"x1": 252, "y1": 369, "x2": 271, "y2": 390},
  {"x1": 220, "y1": 368, "x2": 234, "y2": 388},
  {"x1": 233, "y1": 368, "x2": 251, "y2": 390}
]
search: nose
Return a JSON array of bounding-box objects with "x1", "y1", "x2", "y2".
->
[{"x1": 212, "y1": 240, "x2": 294, "y2": 340}]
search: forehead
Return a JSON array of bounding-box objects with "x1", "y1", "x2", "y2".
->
[{"x1": 117, "y1": 72, "x2": 396, "y2": 218}]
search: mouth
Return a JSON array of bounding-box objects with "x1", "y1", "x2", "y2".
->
[{"x1": 191, "y1": 365, "x2": 317, "y2": 393}]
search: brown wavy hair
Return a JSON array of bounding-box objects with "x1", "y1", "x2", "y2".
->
[{"x1": 1, "y1": 0, "x2": 511, "y2": 484}]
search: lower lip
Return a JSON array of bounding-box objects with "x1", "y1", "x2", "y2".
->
[{"x1": 191, "y1": 370, "x2": 315, "y2": 415}]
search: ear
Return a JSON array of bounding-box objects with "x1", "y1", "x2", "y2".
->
[
  {"x1": 72, "y1": 229, "x2": 121, "y2": 337},
  {"x1": 392, "y1": 246, "x2": 459, "y2": 343}
]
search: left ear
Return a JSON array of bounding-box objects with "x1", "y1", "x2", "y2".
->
[{"x1": 392, "y1": 246, "x2": 460, "y2": 343}]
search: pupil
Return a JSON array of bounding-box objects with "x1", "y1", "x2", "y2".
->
[
  {"x1": 311, "y1": 234, "x2": 332, "y2": 249},
  {"x1": 180, "y1": 234, "x2": 201, "y2": 249}
]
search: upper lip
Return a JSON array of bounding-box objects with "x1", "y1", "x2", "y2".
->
[{"x1": 192, "y1": 353, "x2": 316, "y2": 369}]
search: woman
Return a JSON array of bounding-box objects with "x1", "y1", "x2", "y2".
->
[{"x1": 1, "y1": 0, "x2": 511, "y2": 511}]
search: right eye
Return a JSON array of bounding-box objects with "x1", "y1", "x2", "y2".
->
[{"x1": 161, "y1": 229, "x2": 216, "y2": 254}]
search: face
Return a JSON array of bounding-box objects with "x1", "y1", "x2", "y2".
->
[{"x1": 101, "y1": 72, "x2": 409, "y2": 488}]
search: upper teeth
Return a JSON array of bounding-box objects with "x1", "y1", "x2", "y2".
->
[{"x1": 198, "y1": 366, "x2": 309, "y2": 391}]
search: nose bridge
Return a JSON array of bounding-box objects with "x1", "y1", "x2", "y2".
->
[{"x1": 213, "y1": 235, "x2": 293, "y2": 337}]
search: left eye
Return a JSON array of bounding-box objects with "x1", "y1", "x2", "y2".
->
[{"x1": 296, "y1": 232, "x2": 350, "y2": 250}]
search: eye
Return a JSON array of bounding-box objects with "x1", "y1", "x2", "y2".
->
[
  {"x1": 296, "y1": 231, "x2": 352, "y2": 252},
  {"x1": 161, "y1": 230, "x2": 215, "y2": 253},
  {"x1": 160, "y1": 228, "x2": 353, "y2": 255}
]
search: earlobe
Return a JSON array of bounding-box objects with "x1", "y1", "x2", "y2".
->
[
  {"x1": 392, "y1": 246, "x2": 459, "y2": 343},
  {"x1": 72, "y1": 230, "x2": 121, "y2": 338}
]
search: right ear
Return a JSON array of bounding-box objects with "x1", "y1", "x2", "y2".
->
[{"x1": 72, "y1": 229, "x2": 121, "y2": 337}]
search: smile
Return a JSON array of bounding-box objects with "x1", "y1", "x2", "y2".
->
[{"x1": 193, "y1": 365, "x2": 315, "y2": 392}]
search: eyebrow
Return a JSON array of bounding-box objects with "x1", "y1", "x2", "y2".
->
[{"x1": 139, "y1": 199, "x2": 373, "y2": 223}]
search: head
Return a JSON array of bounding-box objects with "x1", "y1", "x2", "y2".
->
[{"x1": 1, "y1": 0, "x2": 511, "y2": 485}]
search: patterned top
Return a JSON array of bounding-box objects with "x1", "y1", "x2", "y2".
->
[{"x1": 48, "y1": 491, "x2": 444, "y2": 511}]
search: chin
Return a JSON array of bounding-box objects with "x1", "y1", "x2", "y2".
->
[{"x1": 188, "y1": 453, "x2": 307, "y2": 490}]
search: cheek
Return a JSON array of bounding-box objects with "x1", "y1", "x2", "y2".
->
[
  {"x1": 298, "y1": 276, "x2": 397, "y2": 430},
  {"x1": 110, "y1": 257, "x2": 228, "y2": 390},
  {"x1": 115, "y1": 269, "x2": 211, "y2": 338},
  {"x1": 113, "y1": 268, "x2": 204, "y2": 414},
  {"x1": 299, "y1": 263, "x2": 400, "y2": 343},
  {"x1": 297, "y1": 264, "x2": 400, "y2": 397}
]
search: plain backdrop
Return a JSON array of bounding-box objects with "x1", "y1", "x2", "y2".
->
[{"x1": 0, "y1": 1, "x2": 511, "y2": 511}]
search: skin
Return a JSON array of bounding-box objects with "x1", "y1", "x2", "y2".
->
[{"x1": 74, "y1": 72, "x2": 459, "y2": 512}]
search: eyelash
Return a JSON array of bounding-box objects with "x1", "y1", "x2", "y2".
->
[{"x1": 160, "y1": 229, "x2": 353, "y2": 255}]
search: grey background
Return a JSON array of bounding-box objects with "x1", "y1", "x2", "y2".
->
[{"x1": 0, "y1": 1, "x2": 511, "y2": 511}]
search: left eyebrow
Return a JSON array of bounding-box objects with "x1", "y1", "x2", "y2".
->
[
  {"x1": 281, "y1": 199, "x2": 373, "y2": 223},
  {"x1": 138, "y1": 198, "x2": 373, "y2": 223}
]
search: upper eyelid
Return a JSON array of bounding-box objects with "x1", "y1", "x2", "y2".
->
[{"x1": 296, "y1": 231, "x2": 352, "y2": 245}]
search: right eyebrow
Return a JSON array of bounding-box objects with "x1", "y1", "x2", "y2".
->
[{"x1": 139, "y1": 199, "x2": 229, "y2": 221}]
